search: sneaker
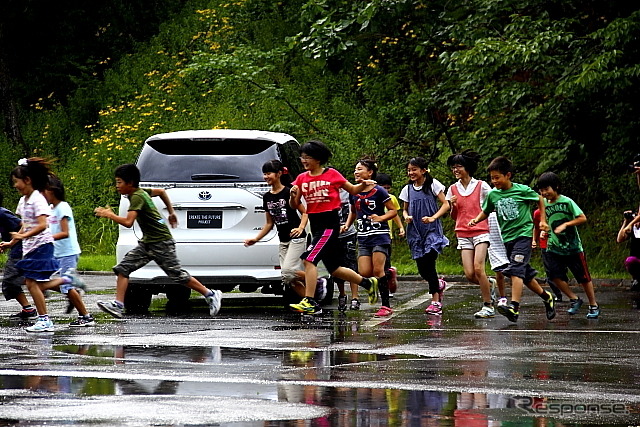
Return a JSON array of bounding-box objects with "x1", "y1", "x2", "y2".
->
[
  {"x1": 497, "y1": 303, "x2": 519, "y2": 322},
  {"x1": 366, "y1": 277, "x2": 379, "y2": 304},
  {"x1": 289, "y1": 297, "x2": 322, "y2": 314},
  {"x1": 586, "y1": 305, "x2": 600, "y2": 319},
  {"x1": 10, "y1": 308, "x2": 38, "y2": 321},
  {"x1": 488, "y1": 277, "x2": 498, "y2": 303},
  {"x1": 350, "y1": 298, "x2": 361, "y2": 311},
  {"x1": 388, "y1": 267, "x2": 398, "y2": 293},
  {"x1": 26, "y1": 318, "x2": 54, "y2": 332},
  {"x1": 97, "y1": 301, "x2": 124, "y2": 319},
  {"x1": 338, "y1": 295, "x2": 348, "y2": 312},
  {"x1": 374, "y1": 306, "x2": 394, "y2": 317},
  {"x1": 206, "y1": 290, "x2": 222, "y2": 316},
  {"x1": 425, "y1": 301, "x2": 442, "y2": 315},
  {"x1": 69, "y1": 315, "x2": 96, "y2": 327},
  {"x1": 474, "y1": 305, "x2": 495, "y2": 318},
  {"x1": 543, "y1": 291, "x2": 556, "y2": 320},
  {"x1": 315, "y1": 278, "x2": 328, "y2": 301},
  {"x1": 567, "y1": 298, "x2": 583, "y2": 315},
  {"x1": 497, "y1": 297, "x2": 508, "y2": 307}
]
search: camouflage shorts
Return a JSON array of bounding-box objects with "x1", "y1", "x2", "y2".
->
[{"x1": 113, "y1": 239, "x2": 191, "y2": 285}]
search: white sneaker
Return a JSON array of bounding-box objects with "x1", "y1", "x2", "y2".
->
[
  {"x1": 474, "y1": 305, "x2": 496, "y2": 318},
  {"x1": 26, "y1": 318, "x2": 54, "y2": 332},
  {"x1": 497, "y1": 297, "x2": 508, "y2": 307},
  {"x1": 206, "y1": 290, "x2": 222, "y2": 316}
]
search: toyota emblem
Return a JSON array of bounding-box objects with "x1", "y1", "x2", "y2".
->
[{"x1": 198, "y1": 191, "x2": 212, "y2": 201}]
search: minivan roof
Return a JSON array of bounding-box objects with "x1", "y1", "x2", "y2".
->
[{"x1": 145, "y1": 129, "x2": 296, "y2": 145}]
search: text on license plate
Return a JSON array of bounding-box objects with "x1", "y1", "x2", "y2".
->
[{"x1": 187, "y1": 211, "x2": 223, "y2": 228}]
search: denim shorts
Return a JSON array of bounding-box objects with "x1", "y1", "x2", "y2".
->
[
  {"x1": 358, "y1": 244, "x2": 390, "y2": 259},
  {"x1": 502, "y1": 236, "x2": 537, "y2": 283}
]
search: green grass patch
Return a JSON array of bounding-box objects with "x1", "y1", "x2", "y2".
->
[{"x1": 78, "y1": 254, "x2": 116, "y2": 272}]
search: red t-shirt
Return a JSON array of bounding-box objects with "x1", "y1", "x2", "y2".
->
[
  {"x1": 533, "y1": 208, "x2": 547, "y2": 249},
  {"x1": 292, "y1": 168, "x2": 346, "y2": 214}
]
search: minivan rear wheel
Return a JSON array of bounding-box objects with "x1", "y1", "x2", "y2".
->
[{"x1": 124, "y1": 284, "x2": 153, "y2": 314}]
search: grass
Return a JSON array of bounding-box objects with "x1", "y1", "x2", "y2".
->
[{"x1": 77, "y1": 254, "x2": 116, "y2": 272}]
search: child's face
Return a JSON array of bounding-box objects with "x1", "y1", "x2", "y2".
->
[
  {"x1": 490, "y1": 171, "x2": 511, "y2": 190},
  {"x1": 43, "y1": 188, "x2": 55, "y2": 203},
  {"x1": 539, "y1": 186, "x2": 559, "y2": 201},
  {"x1": 450, "y1": 164, "x2": 469, "y2": 180},
  {"x1": 262, "y1": 171, "x2": 280, "y2": 186},
  {"x1": 12, "y1": 176, "x2": 31, "y2": 195},
  {"x1": 353, "y1": 162, "x2": 372, "y2": 182},
  {"x1": 115, "y1": 177, "x2": 135, "y2": 195},
  {"x1": 300, "y1": 154, "x2": 320, "y2": 171},
  {"x1": 381, "y1": 184, "x2": 392, "y2": 192},
  {"x1": 407, "y1": 164, "x2": 427, "y2": 183}
]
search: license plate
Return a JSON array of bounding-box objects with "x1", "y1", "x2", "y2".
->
[{"x1": 187, "y1": 211, "x2": 223, "y2": 228}]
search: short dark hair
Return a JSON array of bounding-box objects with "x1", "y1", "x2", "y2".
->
[
  {"x1": 376, "y1": 173, "x2": 392, "y2": 187},
  {"x1": 447, "y1": 149, "x2": 481, "y2": 175},
  {"x1": 115, "y1": 164, "x2": 140, "y2": 187},
  {"x1": 47, "y1": 175, "x2": 66, "y2": 201},
  {"x1": 300, "y1": 140, "x2": 331, "y2": 164},
  {"x1": 537, "y1": 171, "x2": 562, "y2": 193},
  {"x1": 487, "y1": 156, "x2": 513, "y2": 176}
]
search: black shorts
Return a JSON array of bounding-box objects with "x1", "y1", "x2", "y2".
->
[
  {"x1": 544, "y1": 250, "x2": 591, "y2": 284},
  {"x1": 503, "y1": 236, "x2": 537, "y2": 283},
  {"x1": 301, "y1": 227, "x2": 343, "y2": 274}
]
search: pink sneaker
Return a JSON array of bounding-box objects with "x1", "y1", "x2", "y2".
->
[
  {"x1": 374, "y1": 306, "x2": 394, "y2": 317},
  {"x1": 388, "y1": 267, "x2": 398, "y2": 293},
  {"x1": 425, "y1": 301, "x2": 442, "y2": 315}
]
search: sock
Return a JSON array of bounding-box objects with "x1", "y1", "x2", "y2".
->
[
  {"x1": 114, "y1": 300, "x2": 124, "y2": 308},
  {"x1": 511, "y1": 301, "x2": 520, "y2": 311},
  {"x1": 539, "y1": 290, "x2": 552, "y2": 301},
  {"x1": 205, "y1": 290, "x2": 214, "y2": 297},
  {"x1": 359, "y1": 277, "x2": 371, "y2": 290},
  {"x1": 378, "y1": 276, "x2": 390, "y2": 307},
  {"x1": 484, "y1": 302, "x2": 492, "y2": 307},
  {"x1": 39, "y1": 314, "x2": 49, "y2": 321},
  {"x1": 22, "y1": 305, "x2": 34, "y2": 311}
]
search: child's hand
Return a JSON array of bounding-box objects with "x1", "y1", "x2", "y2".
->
[
  {"x1": 244, "y1": 238, "x2": 257, "y2": 247},
  {"x1": 94, "y1": 206, "x2": 111, "y2": 218},
  {"x1": 397, "y1": 228, "x2": 405, "y2": 238},
  {"x1": 554, "y1": 222, "x2": 568, "y2": 234},
  {"x1": 290, "y1": 185, "x2": 299, "y2": 199},
  {"x1": 422, "y1": 216, "x2": 436, "y2": 224},
  {"x1": 404, "y1": 215, "x2": 413, "y2": 224},
  {"x1": 167, "y1": 213, "x2": 178, "y2": 228},
  {"x1": 369, "y1": 214, "x2": 383, "y2": 223},
  {"x1": 9, "y1": 231, "x2": 24, "y2": 241},
  {"x1": 539, "y1": 221, "x2": 549, "y2": 231},
  {"x1": 450, "y1": 195, "x2": 457, "y2": 205},
  {"x1": 290, "y1": 227, "x2": 303, "y2": 238}
]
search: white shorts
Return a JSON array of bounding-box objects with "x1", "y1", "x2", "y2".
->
[
  {"x1": 279, "y1": 237, "x2": 306, "y2": 283},
  {"x1": 487, "y1": 213, "x2": 509, "y2": 271},
  {"x1": 456, "y1": 233, "x2": 490, "y2": 250}
]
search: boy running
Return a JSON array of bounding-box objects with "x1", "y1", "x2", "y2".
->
[
  {"x1": 469, "y1": 156, "x2": 556, "y2": 322},
  {"x1": 94, "y1": 164, "x2": 221, "y2": 318}
]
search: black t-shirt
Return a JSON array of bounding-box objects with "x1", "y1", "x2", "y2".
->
[{"x1": 263, "y1": 187, "x2": 306, "y2": 242}]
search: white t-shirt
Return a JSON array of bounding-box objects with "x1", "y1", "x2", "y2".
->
[
  {"x1": 16, "y1": 190, "x2": 53, "y2": 255},
  {"x1": 49, "y1": 201, "x2": 81, "y2": 257},
  {"x1": 399, "y1": 178, "x2": 446, "y2": 203}
]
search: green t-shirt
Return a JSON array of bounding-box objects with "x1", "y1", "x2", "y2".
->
[
  {"x1": 482, "y1": 183, "x2": 539, "y2": 243},
  {"x1": 544, "y1": 194, "x2": 584, "y2": 255},
  {"x1": 128, "y1": 188, "x2": 173, "y2": 243}
]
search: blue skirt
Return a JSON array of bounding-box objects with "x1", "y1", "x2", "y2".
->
[{"x1": 16, "y1": 243, "x2": 60, "y2": 281}]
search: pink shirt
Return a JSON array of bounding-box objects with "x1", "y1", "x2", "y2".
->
[
  {"x1": 449, "y1": 180, "x2": 489, "y2": 237},
  {"x1": 292, "y1": 168, "x2": 346, "y2": 214},
  {"x1": 16, "y1": 190, "x2": 54, "y2": 255}
]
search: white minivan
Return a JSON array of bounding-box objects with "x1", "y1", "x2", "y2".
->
[{"x1": 116, "y1": 129, "x2": 305, "y2": 312}]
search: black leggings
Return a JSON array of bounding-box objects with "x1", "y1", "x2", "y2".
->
[{"x1": 415, "y1": 250, "x2": 440, "y2": 295}]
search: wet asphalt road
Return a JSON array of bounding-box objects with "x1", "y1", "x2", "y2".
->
[{"x1": 0, "y1": 274, "x2": 639, "y2": 426}]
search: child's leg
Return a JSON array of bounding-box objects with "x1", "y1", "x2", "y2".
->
[
  {"x1": 67, "y1": 288, "x2": 89, "y2": 316},
  {"x1": 473, "y1": 243, "x2": 492, "y2": 304},
  {"x1": 551, "y1": 278, "x2": 579, "y2": 300},
  {"x1": 303, "y1": 260, "x2": 319, "y2": 297},
  {"x1": 460, "y1": 249, "x2": 477, "y2": 283},
  {"x1": 416, "y1": 251, "x2": 440, "y2": 301},
  {"x1": 373, "y1": 250, "x2": 390, "y2": 307},
  {"x1": 25, "y1": 279, "x2": 47, "y2": 315},
  {"x1": 581, "y1": 281, "x2": 598, "y2": 306},
  {"x1": 495, "y1": 270, "x2": 507, "y2": 297}
]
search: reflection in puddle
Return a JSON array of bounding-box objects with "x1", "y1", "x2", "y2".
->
[{"x1": 2, "y1": 344, "x2": 636, "y2": 425}]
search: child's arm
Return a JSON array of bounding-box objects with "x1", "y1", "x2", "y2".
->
[
  {"x1": 468, "y1": 211, "x2": 488, "y2": 227},
  {"x1": 553, "y1": 213, "x2": 587, "y2": 235},
  {"x1": 342, "y1": 204, "x2": 356, "y2": 233},
  {"x1": 618, "y1": 212, "x2": 634, "y2": 243},
  {"x1": 11, "y1": 215, "x2": 47, "y2": 240},
  {"x1": 149, "y1": 188, "x2": 178, "y2": 228},
  {"x1": 293, "y1": 204, "x2": 308, "y2": 238},
  {"x1": 51, "y1": 216, "x2": 70, "y2": 240},
  {"x1": 245, "y1": 212, "x2": 274, "y2": 246},
  {"x1": 94, "y1": 206, "x2": 138, "y2": 228},
  {"x1": 421, "y1": 191, "x2": 450, "y2": 223},
  {"x1": 370, "y1": 199, "x2": 398, "y2": 223},
  {"x1": 289, "y1": 185, "x2": 302, "y2": 209},
  {"x1": 402, "y1": 201, "x2": 413, "y2": 223},
  {"x1": 342, "y1": 180, "x2": 376, "y2": 196},
  {"x1": 393, "y1": 211, "x2": 405, "y2": 237}
]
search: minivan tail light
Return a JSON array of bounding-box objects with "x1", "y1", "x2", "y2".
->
[{"x1": 237, "y1": 183, "x2": 271, "y2": 198}]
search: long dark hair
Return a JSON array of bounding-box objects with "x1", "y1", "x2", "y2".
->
[
  {"x1": 407, "y1": 157, "x2": 433, "y2": 193},
  {"x1": 262, "y1": 159, "x2": 292, "y2": 186}
]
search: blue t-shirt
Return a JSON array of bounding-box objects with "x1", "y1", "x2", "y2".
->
[
  {"x1": 49, "y1": 201, "x2": 81, "y2": 257},
  {"x1": 0, "y1": 207, "x2": 22, "y2": 258},
  {"x1": 350, "y1": 185, "x2": 392, "y2": 247}
]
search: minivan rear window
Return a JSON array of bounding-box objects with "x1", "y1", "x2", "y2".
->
[{"x1": 137, "y1": 138, "x2": 281, "y2": 182}]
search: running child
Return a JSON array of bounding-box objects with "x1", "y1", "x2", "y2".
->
[
  {"x1": 244, "y1": 160, "x2": 324, "y2": 301},
  {"x1": 537, "y1": 172, "x2": 599, "y2": 318},
  {"x1": 376, "y1": 173, "x2": 404, "y2": 295},
  {"x1": 44, "y1": 175, "x2": 86, "y2": 315},
  {"x1": 9, "y1": 158, "x2": 94, "y2": 331},
  {"x1": 288, "y1": 140, "x2": 380, "y2": 315},
  {"x1": 345, "y1": 157, "x2": 398, "y2": 317},
  {"x1": 533, "y1": 207, "x2": 563, "y2": 302},
  {"x1": 469, "y1": 156, "x2": 556, "y2": 322},
  {"x1": 0, "y1": 190, "x2": 33, "y2": 321},
  {"x1": 399, "y1": 157, "x2": 450, "y2": 315},
  {"x1": 336, "y1": 188, "x2": 360, "y2": 311},
  {"x1": 445, "y1": 150, "x2": 496, "y2": 319},
  {"x1": 94, "y1": 163, "x2": 222, "y2": 318}
]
